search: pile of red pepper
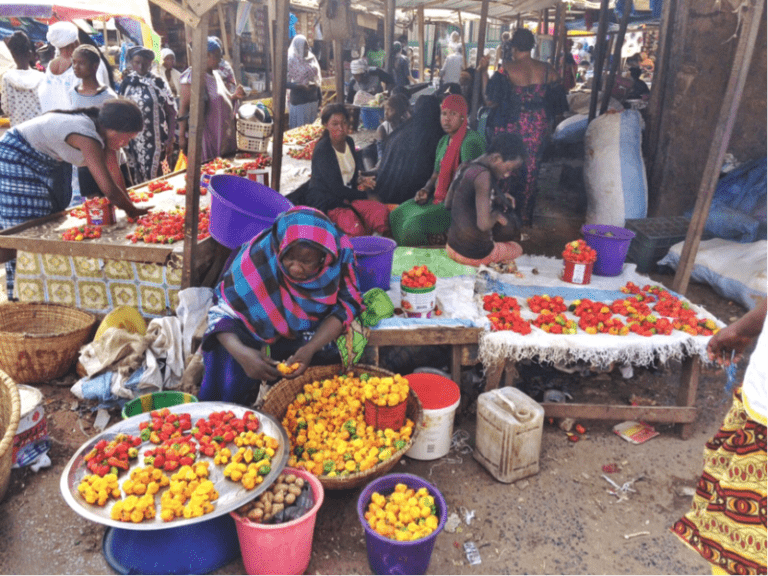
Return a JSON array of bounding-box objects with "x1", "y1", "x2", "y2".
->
[
  {"x1": 288, "y1": 138, "x2": 318, "y2": 160},
  {"x1": 129, "y1": 190, "x2": 154, "y2": 203},
  {"x1": 201, "y1": 157, "x2": 233, "y2": 174},
  {"x1": 532, "y1": 312, "x2": 578, "y2": 334},
  {"x1": 192, "y1": 410, "x2": 261, "y2": 455},
  {"x1": 175, "y1": 186, "x2": 208, "y2": 196},
  {"x1": 61, "y1": 224, "x2": 102, "y2": 241},
  {"x1": 139, "y1": 408, "x2": 192, "y2": 444},
  {"x1": 401, "y1": 265, "x2": 437, "y2": 289},
  {"x1": 147, "y1": 180, "x2": 171, "y2": 193},
  {"x1": 483, "y1": 293, "x2": 531, "y2": 334},
  {"x1": 83, "y1": 434, "x2": 142, "y2": 476},
  {"x1": 125, "y1": 207, "x2": 210, "y2": 244},
  {"x1": 562, "y1": 239, "x2": 597, "y2": 263},
  {"x1": 527, "y1": 294, "x2": 567, "y2": 314},
  {"x1": 143, "y1": 436, "x2": 198, "y2": 471}
]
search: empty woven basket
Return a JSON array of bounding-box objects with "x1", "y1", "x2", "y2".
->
[
  {"x1": 0, "y1": 302, "x2": 96, "y2": 384},
  {"x1": 0, "y1": 370, "x2": 20, "y2": 502}
]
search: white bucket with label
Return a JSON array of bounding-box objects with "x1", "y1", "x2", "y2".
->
[
  {"x1": 405, "y1": 373, "x2": 461, "y2": 460},
  {"x1": 400, "y1": 284, "x2": 436, "y2": 319},
  {"x1": 12, "y1": 385, "x2": 50, "y2": 468}
]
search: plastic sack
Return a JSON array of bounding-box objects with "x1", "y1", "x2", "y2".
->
[
  {"x1": 584, "y1": 109, "x2": 648, "y2": 226},
  {"x1": 658, "y1": 238, "x2": 767, "y2": 310},
  {"x1": 174, "y1": 151, "x2": 187, "y2": 172},
  {"x1": 553, "y1": 114, "x2": 589, "y2": 144}
]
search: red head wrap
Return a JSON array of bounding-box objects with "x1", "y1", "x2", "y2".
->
[{"x1": 434, "y1": 95, "x2": 468, "y2": 203}]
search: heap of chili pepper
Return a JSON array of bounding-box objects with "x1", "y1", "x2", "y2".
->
[
  {"x1": 83, "y1": 434, "x2": 142, "y2": 477},
  {"x1": 125, "y1": 207, "x2": 210, "y2": 244},
  {"x1": 139, "y1": 408, "x2": 192, "y2": 444}
]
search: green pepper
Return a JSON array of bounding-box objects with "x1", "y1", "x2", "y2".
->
[
  {"x1": 360, "y1": 373, "x2": 370, "y2": 381},
  {"x1": 343, "y1": 452, "x2": 353, "y2": 461},
  {"x1": 293, "y1": 446, "x2": 304, "y2": 457},
  {"x1": 252, "y1": 448, "x2": 266, "y2": 461},
  {"x1": 140, "y1": 428, "x2": 151, "y2": 442},
  {"x1": 394, "y1": 439, "x2": 406, "y2": 451},
  {"x1": 144, "y1": 455, "x2": 155, "y2": 466},
  {"x1": 322, "y1": 460, "x2": 335, "y2": 474},
  {"x1": 297, "y1": 420, "x2": 308, "y2": 430},
  {"x1": 212, "y1": 435, "x2": 224, "y2": 442},
  {"x1": 306, "y1": 448, "x2": 317, "y2": 456},
  {"x1": 258, "y1": 464, "x2": 271, "y2": 476}
]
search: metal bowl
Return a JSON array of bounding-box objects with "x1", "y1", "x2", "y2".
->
[{"x1": 60, "y1": 401, "x2": 289, "y2": 531}]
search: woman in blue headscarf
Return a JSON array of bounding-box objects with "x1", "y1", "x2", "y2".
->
[
  {"x1": 200, "y1": 207, "x2": 364, "y2": 404},
  {"x1": 178, "y1": 36, "x2": 245, "y2": 161}
]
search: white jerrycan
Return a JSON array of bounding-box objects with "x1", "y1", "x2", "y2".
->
[{"x1": 474, "y1": 387, "x2": 545, "y2": 483}]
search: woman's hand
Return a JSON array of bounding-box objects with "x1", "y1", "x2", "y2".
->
[
  {"x1": 707, "y1": 299, "x2": 766, "y2": 365},
  {"x1": 125, "y1": 205, "x2": 151, "y2": 219},
  {"x1": 237, "y1": 347, "x2": 282, "y2": 381},
  {"x1": 232, "y1": 84, "x2": 246, "y2": 100},
  {"x1": 358, "y1": 175, "x2": 375, "y2": 191},
  {"x1": 283, "y1": 345, "x2": 316, "y2": 379},
  {"x1": 414, "y1": 188, "x2": 430, "y2": 205}
]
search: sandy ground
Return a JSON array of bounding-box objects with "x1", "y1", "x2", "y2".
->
[{"x1": 0, "y1": 130, "x2": 752, "y2": 575}]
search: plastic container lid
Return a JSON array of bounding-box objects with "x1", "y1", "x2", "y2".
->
[{"x1": 405, "y1": 373, "x2": 460, "y2": 411}]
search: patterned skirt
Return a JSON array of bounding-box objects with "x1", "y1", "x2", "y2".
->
[
  {"x1": 0, "y1": 128, "x2": 71, "y2": 228},
  {"x1": 671, "y1": 388, "x2": 767, "y2": 575}
]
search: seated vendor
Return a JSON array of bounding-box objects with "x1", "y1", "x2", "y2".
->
[
  {"x1": 346, "y1": 58, "x2": 383, "y2": 105},
  {"x1": 305, "y1": 103, "x2": 390, "y2": 237},
  {"x1": 445, "y1": 133, "x2": 525, "y2": 267},
  {"x1": 389, "y1": 94, "x2": 485, "y2": 246},
  {"x1": 199, "y1": 207, "x2": 364, "y2": 404}
]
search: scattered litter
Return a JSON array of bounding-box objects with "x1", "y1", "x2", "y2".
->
[
  {"x1": 428, "y1": 429, "x2": 472, "y2": 476},
  {"x1": 445, "y1": 512, "x2": 462, "y2": 533},
  {"x1": 70, "y1": 401, "x2": 79, "y2": 411},
  {"x1": 29, "y1": 452, "x2": 51, "y2": 472},
  {"x1": 542, "y1": 389, "x2": 573, "y2": 403},
  {"x1": 520, "y1": 233, "x2": 530, "y2": 242},
  {"x1": 619, "y1": 363, "x2": 634, "y2": 379},
  {"x1": 460, "y1": 507, "x2": 475, "y2": 525},
  {"x1": 629, "y1": 394, "x2": 657, "y2": 406},
  {"x1": 624, "y1": 531, "x2": 650, "y2": 540},
  {"x1": 464, "y1": 541, "x2": 482, "y2": 565},
  {"x1": 602, "y1": 474, "x2": 645, "y2": 502},
  {"x1": 678, "y1": 486, "x2": 697, "y2": 497},
  {"x1": 516, "y1": 479, "x2": 529, "y2": 490},
  {"x1": 93, "y1": 409, "x2": 110, "y2": 432},
  {"x1": 581, "y1": 472, "x2": 590, "y2": 480},
  {"x1": 613, "y1": 421, "x2": 659, "y2": 444},
  {"x1": 558, "y1": 418, "x2": 576, "y2": 432},
  {"x1": 602, "y1": 463, "x2": 621, "y2": 474}
]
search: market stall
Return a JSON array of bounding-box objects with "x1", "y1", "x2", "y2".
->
[
  {"x1": 362, "y1": 248, "x2": 722, "y2": 439},
  {"x1": 0, "y1": 157, "x2": 264, "y2": 317}
]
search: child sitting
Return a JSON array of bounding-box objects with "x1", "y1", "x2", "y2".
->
[{"x1": 444, "y1": 133, "x2": 525, "y2": 267}]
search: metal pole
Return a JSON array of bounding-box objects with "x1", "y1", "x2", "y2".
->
[
  {"x1": 587, "y1": 0, "x2": 610, "y2": 123},
  {"x1": 600, "y1": 0, "x2": 632, "y2": 114},
  {"x1": 470, "y1": 0, "x2": 489, "y2": 130},
  {"x1": 271, "y1": 0, "x2": 288, "y2": 192}
]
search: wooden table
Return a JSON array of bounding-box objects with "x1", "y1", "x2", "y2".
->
[{"x1": 365, "y1": 325, "x2": 700, "y2": 439}]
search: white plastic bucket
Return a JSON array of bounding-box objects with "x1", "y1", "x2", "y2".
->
[
  {"x1": 405, "y1": 373, "x2": 461, "y2": 460},
  {"x1": 12, "y1": 384, "x2": 49, "y2": 468}
]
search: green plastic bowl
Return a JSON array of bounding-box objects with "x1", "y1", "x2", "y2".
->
[{"x1": 121, "y1": 391, "x2": 198, "y2": 420}]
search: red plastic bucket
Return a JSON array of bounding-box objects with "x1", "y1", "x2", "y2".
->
[
  {"x1": 562, "y1": 257, "x2": 593, "y2": 285},
  {"x1": 582, "y1": 224, "x2": 636, "y2": 276},
  {"x1": 231, "y1": 467, "x2": 324, "y2": 575},
  {"x1": 357, "y1": 473, "x2": 448, "y2": 575},
  {"x1": 350, "y1": 236, "x2": 397, "y2": 292},
  {"x1": 209, "y1": 174, "x2": 293, "y2": 249}
]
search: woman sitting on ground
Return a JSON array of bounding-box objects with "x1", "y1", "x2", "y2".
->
[
  {"x1": 305, "y1": 103, "x2": 390, "y2": 237},
  {"x1": 389, "y1": 94, "x2": 485, "y2": 246},
  {"x1": 374, "y1": 93, "x2": 410, "y2": 163},
  {"x1": 199, "y1": 207, "x2": 363, "y2": 404},
  {"x1": 372, "y1": 94, "x2": 443, "y2": 206},
  {"x1": 445, "y1": 133, "x2": 525, "y2": 267}
]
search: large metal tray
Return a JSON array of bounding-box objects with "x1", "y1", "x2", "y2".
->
[{"x1": 60, "y1": 402, "x2": 289, "y2": 531}]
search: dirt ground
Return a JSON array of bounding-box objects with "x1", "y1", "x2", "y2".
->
[{"x1": 0, "y1": 130, "x2": 752, "y2": 575}]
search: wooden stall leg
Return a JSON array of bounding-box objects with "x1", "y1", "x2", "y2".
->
[
  {"x1": 450, "y1": 345, "x2": 462, "y2": 386},
  {"x1": 676, "y1": 356, "x2": 700, "y2": 440},
  {"x1": 484, "y1": 360, "x2": 505, "y2": 392},
  {"x1": 503, "y1": 362, "x2": 518, "y2": 388}
]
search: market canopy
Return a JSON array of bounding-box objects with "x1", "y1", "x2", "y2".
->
[{"x1": 0, "y1": 0, "x2": 152, "y2": 27}]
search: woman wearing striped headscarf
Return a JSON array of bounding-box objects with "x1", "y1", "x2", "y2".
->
[{"x1": 200, "y1": 207, "x2": 364, "y2": 404}]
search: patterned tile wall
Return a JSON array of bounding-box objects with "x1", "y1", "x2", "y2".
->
[{"x1": 15, "y1": 251, "x2": 182, "y2": 317}]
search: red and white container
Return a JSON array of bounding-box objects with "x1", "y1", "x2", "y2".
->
[
  {"x1": 400, "y1": 284, "x2": 436, "y2": 319},
  {"x1": 561, "y1": 258, "x2": 594, "y2": 285},
  {"x1": 246, "y1": 169, "x2": 270, "y2": 188},
  {"x1": 85, "y1": 198, "x2": 115, "y2": 226},
  {"x1": 405, "y1": 373, "x2": 461, "y2": 460}
]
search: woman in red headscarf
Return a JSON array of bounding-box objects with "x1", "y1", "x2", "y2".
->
[{"x1": 389, "y1": 94, "x2": 485, "y2": 246}]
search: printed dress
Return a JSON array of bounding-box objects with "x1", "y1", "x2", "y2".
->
[{"x1": 119, "y1": 71, "x2": 176, "y2": 184}]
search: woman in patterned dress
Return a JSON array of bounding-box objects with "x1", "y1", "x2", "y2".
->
[
  {"x1": 118, "y1": 46, "x2": 177, "y2": 184},
  {"x1": 485, "y1": 29, "x2": 559, "y2": 227},
  {"x1": 672, "y1": 299, "x2": 767, "y2": 575}
]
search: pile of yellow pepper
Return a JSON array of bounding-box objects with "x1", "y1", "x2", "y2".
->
[
  {"x1": 77, "y1": 473, "x2": 121, "y2": 506},
  {"x1": 159, "y1": 462, "x2": 219, "y2": 522},
  {"x1": 363, "y1": 374, "x2": 410, "y2": 407},
  {"x1": 283, "y1": 373, "x2": 414, "y2": 477},
  {"x1": 365, "y1": 483, "x2": 439, "y2": 541}
]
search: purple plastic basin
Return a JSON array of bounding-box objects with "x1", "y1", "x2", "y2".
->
[
  {"x1": 350, "y1": 236, "x2": 397, "y2": 293},
  {"x1": 582, "y1": 224, "x2": 636, "y2": 276},
  {"x1": 357, "y1": 473, "x2": 447, "y2": 575},
  {"x1": 209, "y1": 174, "x2": 293, "y2": 248}
]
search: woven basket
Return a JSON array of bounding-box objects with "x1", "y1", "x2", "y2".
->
[
  {"x1": 261, "y1": 364, "x2": 423, "y2": 491},
  {"x1": 0, "y1": 302, "x2": 96, "y2": 384},
  {"x1": 0, "y1": 370, "x2": 21, "y2": 502}
]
